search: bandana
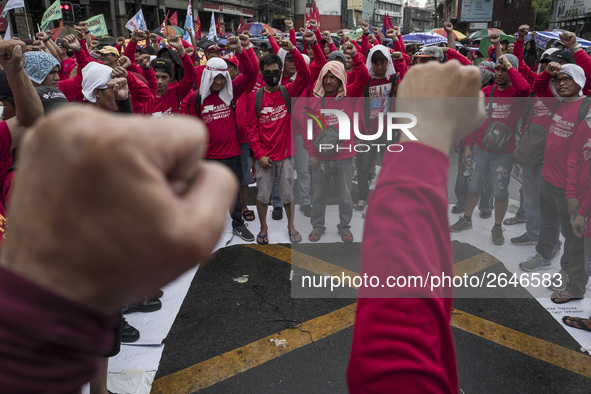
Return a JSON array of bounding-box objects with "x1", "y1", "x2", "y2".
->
[
  {"x1": 199, "y1": 57, "x2": 233, "y2": 106},
  {"x1": 478, "y1": 61, "x2": 495, "y2": 86},
  {"x1": 550, "y1": 64, "x2": 586, "y2": 99},
  {"x1": 313, "y1": 61, "x2": 347, "y2": 99},
  {"x1": 366, "y1": 45, "x2": 396, "y2": 80},
  {"x1": 24, "y1": 51, "x2": 60, "y2": 84},
  {"x1": 81, "y1": 62, "x2": 113, "y2": 103}
]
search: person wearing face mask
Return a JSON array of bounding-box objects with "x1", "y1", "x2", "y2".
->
[
  {"x1": 179, "y1": 36, "x2": 258, "y2": 243},
  {"x1": 246, "y1": 39, "x2": 310, "y2": 245}
]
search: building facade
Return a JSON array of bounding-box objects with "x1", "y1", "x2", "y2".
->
[{"x1": 549, "y1": 0, "x2": 591, "y2": 40}]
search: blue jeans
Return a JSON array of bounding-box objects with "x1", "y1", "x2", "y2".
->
[
  {"x1": 454, "y1": 151, "x2": 493, "y2": 211},
  {"x1": 468, "y1": 146, "x2": 513, "y2": 200},
  {"x1": 521, "y1": 164, "x2": 542, "y2": 240},
  {"x1": 271, "y1": 177, "x2": 283, "y2": 208}
]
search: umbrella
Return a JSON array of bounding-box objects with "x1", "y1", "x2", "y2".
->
[
  {"x1": 427, "y1": 28, "x2": 466, "y2": 41},
  {"x1": 522, "y1": 30, "x2": 591, "y2": 49},
  {"x1": 401, "y1": 32, "x2": 447, "y2": 46},
  {"x1": 478, "y1": 33, "x2": 516, "y2": 57},
  {"x1": 51, "y1": 26, "x2": 76, "y2": 40},
  {"x1": 466, "y1": 28, "x2": 505, "y2": 41},
  {"x1": 237, "y1": 22, "x2": 274, "y2": 35}
]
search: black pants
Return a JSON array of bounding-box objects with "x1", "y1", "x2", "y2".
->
[
  {"x1": 209, "y1": 155, "x2": 244, "y2": 229},
  {"x1": 537, "y1": 179, "x2": 588, "y2": 297}
]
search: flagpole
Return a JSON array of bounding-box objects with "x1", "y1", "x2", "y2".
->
[{"x1": 23, "y1": 7, "x2": 32, "y2": 39}]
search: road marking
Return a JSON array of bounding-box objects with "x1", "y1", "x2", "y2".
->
[
  {"x1": 451, "y1": 309, "x2": 591, "y2": 379},
  {"x1": 453, "y1": 252, "x2": 499, "y2": 277},
  {"x1": 246, "y1": 244, "x2": 360, "y2": 287},
  {"x1": 150, "y1": 303, "x2": 357, "y2": 393},
  {"x1": 153, "y1": 246, "x2": 589, "y2": 392}
]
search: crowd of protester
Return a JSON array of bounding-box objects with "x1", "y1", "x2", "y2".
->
[{"x1": 0, "y1": 15, "x2": 591, "y2": 392}]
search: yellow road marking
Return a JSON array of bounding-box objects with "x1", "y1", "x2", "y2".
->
[
  {"x1": 152, "y1": 247, "x2": 589, "y2": 393},
  {"x1": 452, "y1": 309, "x2": 591, "y2": 379},
  {"x1": 245, "y1": 244, "x2": 360, "y2": 287},
  {"x1": 150, "y1": 303, "x2": 357, "y2": 393},
  {"x1": 453, "y1": 252, "x2": 499, "y2": 277}
]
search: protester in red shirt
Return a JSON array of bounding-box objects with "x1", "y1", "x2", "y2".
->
[
  {"x1": 451, "y1": 40, "x2": 531, "y2": 245},
  {"x1": 246, "y1": 39, "x2": 310, "y2": 245},
  {"x1": 519, "y1": 62, "x2": 589, "y2": 303},
  {"x1": 148, "y1": 35, "x2": 196, "y2": 117},
  {"x1": 180, "y1": 36, "x2": 257, "y2": 242},
  {"x1": 303, "y1": 42, "x2": 369, "y2": 243}
]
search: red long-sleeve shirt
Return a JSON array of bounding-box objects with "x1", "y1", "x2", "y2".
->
[
  {"x1": 180, "y1": 48, "x2": 257, "y2": 159},
  {"x1": 513, "y1": 39, "x2": 538, "y2": 87},
  {"x1": 247, "y1": 48, "x2": 310, "y2": 161},
  {"x1": 464, "y1": 68, "x2": 531, "y2": 153},
  {"x1": 542, "y1": 99, "x2": 589, "y2": 190},
  {"x1": 147, "y1": 53, "x2": 197, "y2": 116},
  {"x1": 347, "y1": 142, "x2": 457, "y2": 393}
]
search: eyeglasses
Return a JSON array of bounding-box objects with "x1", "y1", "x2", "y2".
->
[{"x1": 553, "y1": 76, "x2": 574, "y2": 85}]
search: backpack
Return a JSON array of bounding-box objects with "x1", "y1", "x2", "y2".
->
[{"x1": 254, "y1": 85, "x2": 292, "y2": 119}]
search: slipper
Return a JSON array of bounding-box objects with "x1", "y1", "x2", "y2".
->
[
  {"x1": 309, "y1": 228, "x2": 325, "y2": 242},
  {"x1": 338, "y1": 229, "x2": 354, "y2": 243},
  {"x1": 551, "y1": 291, "x2": 583, "y2": 304},
  {"x1": 562, "y1": 316, "x2": 591, "y2": 331},
  {"x1": 503, "y1": 216, "x2": 527, "y2": 225},
  {"x1": 242, "y1": 210, "x2": 255, "y2": 221},
  {"x1": 289, "y1": 231, "x2": 302, "y2": 244},
  {"x1": 256, "y1": 234, "x2": 268, "y2": 245}
]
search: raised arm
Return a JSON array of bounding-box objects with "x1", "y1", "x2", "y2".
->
[{"x1": 0, "y1": 40, "x2": 44, "y2": 149}]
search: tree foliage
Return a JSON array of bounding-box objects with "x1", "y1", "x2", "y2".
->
[{"x1": 533, "y1": 0, "x2": 553, "y2": 30}]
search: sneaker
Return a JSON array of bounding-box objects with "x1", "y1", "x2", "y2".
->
[
  {"x1": 121, "y1": 318, "x2": 140, "y2": 343},
  {"x1": 491, "y1": 226, "x2": 504, "y2": 245},
  {"x1": 450, "y1": 216, "x2": 472, "y2": 233},
  {"x1": 519, "y1": 253, "x2": 552, "y2": 272},
  {"x1": 511, "y1": 233, "x2": 537, "y2": 246},
  {"x1": 124, "y1": 298, "x2": 162, "y2": 314},
  {"x1": 451, "y1": 205, "x2": 465, "y2": 214},
  {"x1": 355, "y1": 200, "x2": 367, "y2": 211},
  {"x1": 548, "y1": 269, "x2": 568, "y2": 291},
  {"x1": 480, "y1": 210, "x2": 492, "y2": 219},
  {"x1": 272, "y1": 207, "x2": 283, "y2": 220},
  {"x1": 300, "y1": 204, "x2": 312, "y2": 217},
  {"x1": 233, "y1": 224, "x2": 255, "y2": 242}
]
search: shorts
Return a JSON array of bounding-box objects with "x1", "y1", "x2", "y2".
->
[
  {"x1": 468, "y1": 146, "x2": 513, "y2": 200},
  {"x1": 255, "y1": 157, "x2": 293, "y2": 205}
]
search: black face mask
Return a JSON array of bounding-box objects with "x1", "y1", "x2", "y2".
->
[{"x1": 263, "y1": 70, "x2": 281, "y2": 87}]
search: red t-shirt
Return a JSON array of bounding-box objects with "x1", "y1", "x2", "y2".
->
[
  {"x1": 347, "y1": 142, "x2": 457, "y2": 393},
  {"x1": 542, "y1": 99, "x2": 589, "y2": 190},
  {"x1": 148, "y1": 54, "x2": 197, "y2": 116}
]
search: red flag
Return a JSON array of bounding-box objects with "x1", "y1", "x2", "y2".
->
[
  {"x1": 305, "y1": 12, "x2": 310, "y2": 29},
  {"x1": 237, "y1": 17, "x2": 244, "y2": 32},
  {"x1": 195, "y1": 13, "x2": 201, "y2": 40},
  {"x1": 170, "y1": 11, "x2": 178, "y2": 26},
  {"x1": 216, "y1": 16, "x2": 223, "y2": 36},
  {"x1": 160, "y1": 10, "x2": 170, "y2": 33},
  {"x1": 313, "y1": 1, "x2": 320, "y2": 27},
  {"x1": 383, "y1": 13, "x2": 394, "y2": 30}
]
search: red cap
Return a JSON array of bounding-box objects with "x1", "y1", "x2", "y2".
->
[{"x1": 221, "y1": 53, "x2": 240, "y2": 69}]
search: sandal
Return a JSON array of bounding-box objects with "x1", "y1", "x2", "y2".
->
[
  {"x1": 562, "y1": 316, "x2": 591, "y2": 331},
  {"x1": 551, "y1": 291, "x2": 583, "y2": 304},
  {"x1": 256, "y1": 233, "x2": 268, "y2": 245},
  {"x1": 242, "y1": 209, "x2": 255, "y2": 221},
  {"x1": 308, "y1": 228, "x2": 325, "y2": 242},
  {"x1": 338, "y1": 229, "x2": 354, "y2": 243},
  {"x1": 289, "y1": 231, "x2": 302, "y2": 244}
]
